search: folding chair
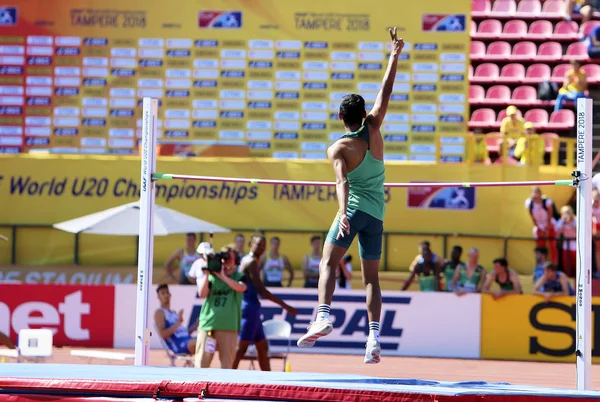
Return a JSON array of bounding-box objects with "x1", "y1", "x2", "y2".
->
[
  {"x1": 155, "y1": 325, "x2": 195, "y2": 367},
  {"x1": 245, "y1": 320, "x2": 292, "y2": 372},
  {"x1": 17, "y1": 329, "x2": 53, "y2": 363}
]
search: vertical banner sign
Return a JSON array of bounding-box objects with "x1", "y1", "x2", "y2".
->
[
  {"x1": 575, "y1": 98, "x2": 593, "y2": 390},
  {"x1": 134, "y1": 97, "x2": 157, "y2": 366},
  {"x1": 0, "y1": 0, "x2": 470, "y2": 160}
]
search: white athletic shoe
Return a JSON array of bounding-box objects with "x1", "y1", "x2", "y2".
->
[
  {"x1": 364, "y1": 338, "x2": 381, "y2": 364},
  {"x1": 296, "y1": 319, "x2": 333, "y2": 348}
]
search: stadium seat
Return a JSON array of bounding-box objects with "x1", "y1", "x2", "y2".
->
[
  {"x1": 476, "y1": 19, "x2": 502, "y2": 39},
  {"x1": 524, "y1": 63, "x2": 551, "y2": 83},
  {"x1": 581, "y1": 63, "x2": 600, "y2": 84},
  {"x1": 471, "y1": 21, "x2": 477, "y2": 36},
  {"x1": 537, "y1": 41, "x2": 563, "y2": 61},
  {"x1": 470, "y1": 108, "x2": 496, "y2": 128},
  {"x1": 512, "y1": 85, "x2": 538, "y2": 105},
  {"x1": 490, "y1": 0, "x2": 516, "y2": 17},
  {"x1": 553, "y1": 20, "x2": 579, "y2": 40},
  {"x1": 580, "y1": 20, "x2": 600, "y2": 38},
  {"x1": 528, "y1": 20, "x2": 553, "y2": 40},
  {"x1": 541, "y1": 0, "x2": 564, "y2": 17},
  {"x1": 496, "y1": 107, "x2": 521, "y2": 123},
  {"x1": 511, "y1": 41, "x2": 537, "y2": 60},
  {"x1": 524, "y1": 108, "x2": 549, "y2": 125},
  {"x1": 472, "y1": 62, "x2": 500, "y2": 83},
  {"x1": 486, "y1": 41, "x2": 512, "y2": 60},
  {"x1": 470, "y1": 40, "x2": 486, "y2": 59},
  {"x1": 564, "y1": 42, "x2": 589, "y2": 61},
  {"x1": 547, "y1": 109, "x2": 575, "y2": 130},
  {"x1": 485, "y1": 133, "x2": 503, "y2": 153},
  {"x1": 469, "y1": 85, "x2": 485, "y2": 104},
  {"x1": 541, "y1": 132, "x2": 560, "y2": 153},
  {"x1": 469, "y1": 64, "x2": 474, "y2": 80},
  {"x1": 498, "y1": 63, "x2": 525, "y2": 83},
  {"x1": 552, "y1": 63, "x2": 571, "y2": 82},
  {"x1": 486, "y1": 85, "x2": 511, "y2": 103},
  {"x1": 517, "y1": 0, "x2": 542, "y2": 16},
  {"x1": 472, "y1": 0, "x2": 491, "y2": 17},
  {"x1": 502, "y1": 19, "x2": 528, "y2": 40}
]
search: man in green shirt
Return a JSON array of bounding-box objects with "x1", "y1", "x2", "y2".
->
[
  {"x1": 194, "y1": 245, "x2": 247, "y2": 369},
  {"x1": 297, "y1": 27, "x2": 405, "y2": 365}
]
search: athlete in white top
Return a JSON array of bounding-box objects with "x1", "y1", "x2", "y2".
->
[
  {"x1": 259, "y1": 237, "x2": 294, "y2": 287},
  {"x1": 303, "y1": 235, "x2": 322, "y2": 288},
  {"x1": 164, "y1": 233, "x2": 201, "y2": 284}
]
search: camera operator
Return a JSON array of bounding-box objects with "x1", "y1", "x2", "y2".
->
[{"x1": 194, "y1": 245, "x2": 247, "y2": 369}]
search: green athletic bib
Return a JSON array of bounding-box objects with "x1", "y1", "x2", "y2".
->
[{"x1": 199, "y1": 271, "x2": 244, "y2": 332}]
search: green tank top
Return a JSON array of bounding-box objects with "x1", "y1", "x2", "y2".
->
[
  {"x1": 339, "y1": 124, "x2": 386, "y2": 221},
  {"x1": 443, "y1": 261, "x2": 465, "y2": 292},
  {"x1": 495, "y1": 270, "x2": 514, "y2": 292},
  {"x1": 458, "y1": 265, "x2": 485, "y2": 292},
  {"x1": 199, "y1": 271, "x2": 244, "y2": 332},
  {"x1": 415, "y1": 263, "x2": 437, "y2": 292}
]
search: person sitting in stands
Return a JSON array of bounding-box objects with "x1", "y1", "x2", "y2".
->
[
  {"x1": 154, "y1": 284, "x2": 197, "y2": 355},
  {"x1": 481, "y1": 258, "x2": 522, "y2": 299},
  {"x1": 534, "y1": 263, "x2": 575, "y2": 302}
]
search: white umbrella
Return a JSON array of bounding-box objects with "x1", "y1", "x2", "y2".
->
[{"x1": 52, "y1": 201, "x2": 230, "y2": 236}]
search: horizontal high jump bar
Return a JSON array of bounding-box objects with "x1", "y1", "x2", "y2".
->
[{"x1": 153, "y1": 173, "x2": 575, "y2": 188}]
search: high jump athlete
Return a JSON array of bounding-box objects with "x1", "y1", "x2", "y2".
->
[{"x1": 297, "y1": 27, "x2": 404, "y2": 364}]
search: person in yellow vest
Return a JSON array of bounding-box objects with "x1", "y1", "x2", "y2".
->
[
  {"x1": 555, "y1": 59, "x2": 587, "y2": 112},
  {"x1": 499, "y1": 105, "x2": 524, "y2": 161},
  {"x1": 514, "y1": 122, "x2": 545, "y2": 166}
]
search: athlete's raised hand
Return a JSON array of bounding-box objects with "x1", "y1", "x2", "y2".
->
[{"x1": 388, "y1": 27, "x2": 404, "y2": 56}]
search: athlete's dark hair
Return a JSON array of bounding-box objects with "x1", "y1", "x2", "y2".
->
[
  {"x1": 545, "y1": 262, "x2": 558, "y2": 271},
  {"x1": 339, "y1": 94, "x2": 365, "y2": 126},
  {"x1": 535, "y1": 246, "x2": 548, "y2": 256},
  {"x1": 156, "y1": 284, "x2": 169, "y2": 293},
  {"x1": 186, "y1": 233, "x2": 196, "y2": 238},
  {"x1": 310, "y1": 235, "x2": 321, "y2": 243},
  {"x1": 452, "y1": 245, "x2": 463, "y2": 253},
  {"x1": 493, "y1": 257, "x2": 508, "y2": 268}
]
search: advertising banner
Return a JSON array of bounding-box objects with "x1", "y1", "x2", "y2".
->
[
  {"x1": 0, "y1": 0, "x2": 470, "y2": 160},
  {"x1": 0, "y1": 284, "x2": 115, "y2": 347},
  {"x1": 113, "y1": 285, "x2": 481, "y2": 358},
  {"x1": 480, "y1": 294, "x2": 600, "y2": 363},
  {"x1": 0, "y1": 265, "x2": 139, "y2": 285}
]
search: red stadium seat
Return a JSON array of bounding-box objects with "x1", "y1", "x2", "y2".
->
[
  {"x1": 541, "y1": 0, "x2": 563, "y2": 17},
  {"x1": 581, "y1": 63, "x2": 600, "y2": 84},
  {"x1": 580, "y1": 20, "x2": 600, "y2": 38},
  {"x1": 470, "y1": 108, "x2": 496, "y2": 128},
  {"x1": 472, "y1": 63, "x2": 500, "y2": 83},
  {"x1": 511, "y1": 41, "x2": 537, "y2": 60},
  {"x1": 528, "y1": 20, "x2": 553, "y2": 40},
  {"x1": 469, "y1": 85, "x2": 485, "y2": 104},
  {"x1": 486, "y1": 41, "x2": 512, "y2": 60},
  {"x1": 564, "y1": 42, "x2": 589, "y2": 61},
  {"x1": 476, "y1": 19, "x2": 502, "y2": 39},
  {"x1": 490, "y1": 0, "x2": 516, "y2": 17},
  {"x1": 524, "y1": 63, "x2": 551, "y2": 83},
  {"x1": 553, "y1": 20, "x2": 579, "y2": 40},
  {"x1": 524, "y1": 108, "x2": 549, "y2": 125},
  {"x1": 471, "y1": 40, "x2": 486, "y2": 59},
  {"x1": 552, "y1": 63, "x2": 571, "y2": 82},
  {"x1": 502, "y1": 19, "x2": 528, "y2": 40},
  {"x1": 541, "y1": 132, "x2": 559, "y2": 153},
  {"x1": 537, "y1": 41, "x2": 563, "y2": 61},
  {"x1": 498, "y1": 63, "x2": 525, "y2": 82},
  {"x1": 512, "y1": 85, "x2": 538, "y2": 105},
  {"x1": 472, "y1": 0, "x2": 491, "y2": 17},
  {"x1": 547, "y1": 109, "x2": 575, "y2": 130},
  {"x1": 517, "y1": 0, "x2": 541, "y2": 16},
  {"x1": 497, "y1": 107, "x2": 522, "y2": 122},
  {"x1": 486, "y1": 85, "x2": 511, "y2": 103}
]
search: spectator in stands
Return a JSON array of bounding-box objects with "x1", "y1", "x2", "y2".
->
[
  {"x1": 554, "y1": 59, "x2": 587, "y2": 112},
  {"x1": 532, "y1": 246, "x2": 550, "y2": 283},
  {"x1": 442, "y1": 245, "x2": 466, "y2": 292},
  {"x1": 0, "y1": 331, "x2": 15, "y2": 349},
  {"x1": 154, "y1": 284, "x2": 197, "y2": 356},
  {"x1": 500, "y1": 106, "x2": 525, "y2": 139},
  {"x1": 586, "y1": 23, "x2": 600, "y2": 58},
  {"x1": 513, "y1": 122, "x2": 545, "y2": 166},
  {"x1": 164, "y1": 233, "x2": 201, "y2": 285},
  {"x1": 555, "y1": 205, "x2": 578, "y2": 278},
  {"x1": 258, "y1": 236, "x2": 294, "y2": 287},
  {"x1": 482, "y1": 258, "x2": 522, "y2": 299},
  {"x1": 188, "y1": 242, "x2": 212, "y2": 289},
  {"x1": 452, "y1": 247, "x2": 487, "y2": 294},
  {"x1": 337, "y1": 254, "x2": 353, "y2": 290},
  {"x1": 402, "y1": 247, "x2": 441, "y2": 292},
  {"x1": 408, "y1": 240, "x2": 444, "y2": 273},
  {"x1": 469, "y1": 131, "x2": 489, "y2": 164},
  {"x1": 534, "y1": 263, "x2": 575, "y2": 301},
  {"x1": 195, "y1": 245, "x2": 247, "y2": 369},
  {"x1": 302, "y1": 235, "x2": 322, "y2": 288},
  {"x1": 564, "y1": 0, "x2": 594, "y2": 23},
  {"x1": 525, "y1": 187, "x2": 558, "y2": 263}
]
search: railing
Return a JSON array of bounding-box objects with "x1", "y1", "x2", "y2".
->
[
  {"x1": 433, "y1": 133, "x2": 576, "y2": 167},
  {"x1": 0, "y1": 223, "x2": 554, "y2": 273}
]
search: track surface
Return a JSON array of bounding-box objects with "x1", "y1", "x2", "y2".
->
[{"x1": 17, "y1": 347, "x2": 597, "y2": 391}]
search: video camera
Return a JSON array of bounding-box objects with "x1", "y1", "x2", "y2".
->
[{"x1": 204, "y1": 250, "x2": 232, "y2": 273}]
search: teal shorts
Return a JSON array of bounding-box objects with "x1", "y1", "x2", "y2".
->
[{"x1": 326, "y1": 208, "x2": 383, "y2": 260}]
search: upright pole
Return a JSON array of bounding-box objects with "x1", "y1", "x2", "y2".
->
[
  {"x1": 135, "y1": 97, "x2": 158, "y2": 366},
  {"x1": 575, "y1": 98, "x2": 593, "y2": 390}
]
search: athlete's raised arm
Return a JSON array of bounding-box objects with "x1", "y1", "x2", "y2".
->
[{"x1": 366, "y1": 27, "x2": 404, "y2": 129}]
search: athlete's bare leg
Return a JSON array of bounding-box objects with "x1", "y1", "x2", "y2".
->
[
  {"x1": 361, "y1": 258, "x2": 381, "y2": 323},
  {"x1": 318, "y1": 241, "x2": 348, "y2": 306}
]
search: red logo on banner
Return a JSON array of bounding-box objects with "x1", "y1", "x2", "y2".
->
[{"x1": 0, "y1": 284, "x2": 115, "y2": 347}]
